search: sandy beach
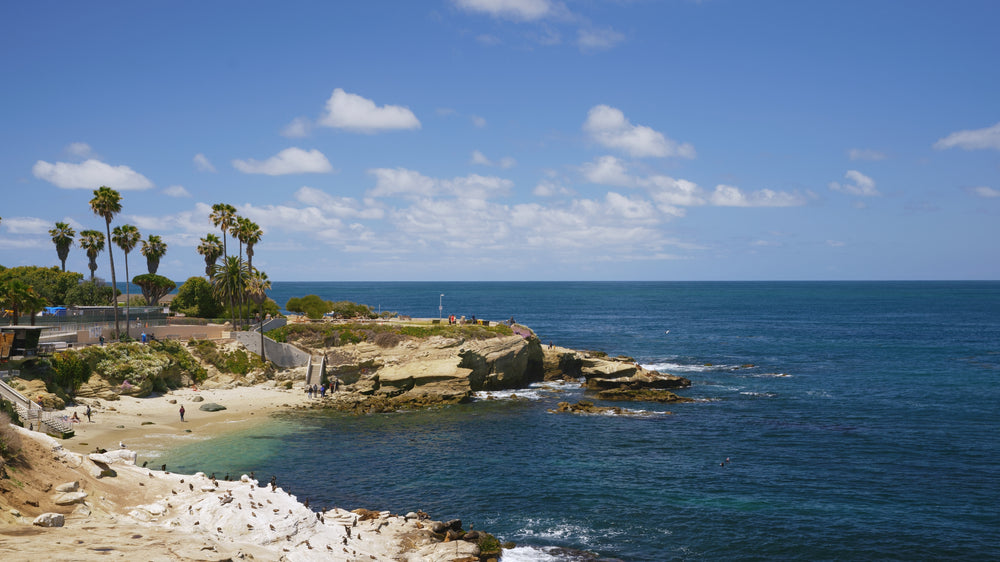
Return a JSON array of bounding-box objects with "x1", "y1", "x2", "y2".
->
[
  {"x1": 59, "y1": 382, "x2": 313, "y2": 459},
  {"x1": 1, "y1": 382, "x2": 494, "y2": 561}
]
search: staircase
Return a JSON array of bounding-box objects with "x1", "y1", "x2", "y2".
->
[
  {"x1": 0, "y1": 378, "x2": 74, "y2": 438},
  {"x1": 305, "y1": 354, "x2": 326, "y2": 386}
]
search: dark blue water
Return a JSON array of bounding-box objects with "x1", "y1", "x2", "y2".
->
[{"x1": 162, "y1": 282, "x2": 1000, "y2": 560}]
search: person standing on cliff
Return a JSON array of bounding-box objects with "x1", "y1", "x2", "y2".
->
[{"x1": 179, "y1": 404, "x2": 185, "y2": 422}]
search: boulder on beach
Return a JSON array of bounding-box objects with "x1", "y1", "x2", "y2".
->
[
  {"x1": 32, "y1": 513, "x2": 65, "y2": 527},
  {"x1": 198, "y1": 402, "x2": 227, "y2": 412}
]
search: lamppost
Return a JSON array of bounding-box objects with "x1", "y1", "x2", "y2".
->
[{"x1": 439, "y1": 294, "x2": 444, "y2": 320}]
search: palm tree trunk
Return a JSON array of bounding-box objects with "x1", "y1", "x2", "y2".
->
[
  {"x1": 124, "y1": 252, "x2": 131, "y2": 340},
  {"x1": 104, "y1": 222, "x2": 120, "y2": 340}
]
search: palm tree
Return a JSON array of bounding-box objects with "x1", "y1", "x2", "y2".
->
[
  {"x1": 78, "y1": 229, "x2": 105, "y2": 282},
  {"x1": 233, "y1": 217, "x2": 262, "y2": 323},
  {"x1": 246, "y1": 269, "x2": 271, "y2": 362},
  {"x1": 49, "y1": 222, "x2": 76, "y2": 271},
  {"x1": 240, "y1": 219, "x2": 263, "y2": 272},
  {"x1": 112, "y1": 224, "x2": 141, "y2": 338},
  {"x1": 90, "y1": 186, "x2": 122, "y2": 339},
  {"x1": 211, "y1": 255, "x2": 249, "y2": 328},
  {"x1": 209, "y1": 203, "x2": 237, "y2": 259},
  {"x1": 0, "y1": 280, "x2": 47, "y2": 326},
  {"x1": 140, "y1": 234, "x2": 168, "y2": 275},
  {"x1": 196, "y1": 234, "x2": 224, "y2": 278}
]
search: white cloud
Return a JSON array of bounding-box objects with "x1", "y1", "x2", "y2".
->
[
  {"x1": 471, "y1": 150, "x2": 492, "y2": 166},
  {"x1": 232, "y1": 147, "x2": 334, "y2": 176},
  {"x1": 32, "y1": 159, "x2": 154, "y2": 190},
  {"x1": 66, "y1": 142, "x2": 95, "y2": 158},
  {"x1": 281, "y1": 117, "x2": 312, "y2": 138},
  {"x1": 164, "y1": 185, "x2": 191, "y2": 198},
  {"x1": 969, "y1": 186, "x2": 1000, "y2": 198},
  {"x1": 293, "y1": 186, "x2": 384, "y2": 220},
  {"x1": 848, "y1": 148, "x2": 887, "y2": 161},
  {"x1": 710, "y1": 185, "x2": 806, "y2": 207},
  {"x1": 934, "y1": 121, "x2": 1000, "y2": 151},
  {"x1": 642, "y1": 175, "x2": 706, "y2": 209},
  {"x1": 470, "y1": 150, "x2": 516, "y2": 169},
  {"x1": 368, "y1": 168, "x2": 512, "y2": 199},
  {"x1": 453, "y1": 0, "x2": 554, "y2": 21},
  {"x1": 369, "y1": 168, "x2": 437, "y2": 198},
  {"x1": 827, "y1": 240, "x2": 846, "y2": 247},
  {"x1": 318, "y1": 89, "x2": 421, "y2": 133},
  {"x1": 533, "y1": 180, "x2": 573, "y2": 197},
  {"x1": 193, "y1": 153, "x2": 216, "y2": 172},
  {"x1": 3, "y1": 216, "x2": 50, "y2": 234},
  {"x1": 581, "y1": 155, "x2": 633, "y2": 186},
  {"x1": 0, "y1": 236, "x2": 45, "y2": 250},
  {"x1": 829, "y1": 170, "x2": 880, "y2": 197},
  {"x1": 583, "y1": 105, "x2": 695, "y2": 159},
  {"x1": 471, "y1": 115, "x2": 487, "y2": 128},
  {"x1": 577, "y1": 27, "x2": 624, "y2": 51}
]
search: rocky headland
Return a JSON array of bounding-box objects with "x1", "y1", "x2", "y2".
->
[{"x1": 275, "y1": 322, "x2": 692, "y2": 413}]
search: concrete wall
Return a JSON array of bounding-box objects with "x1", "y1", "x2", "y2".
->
[
  {"x1": 75, "y1": 324, "x2": 226, "y2": 345},
  {"x1": 231, "y1": 330, "x2": 309, "y2": 369}
]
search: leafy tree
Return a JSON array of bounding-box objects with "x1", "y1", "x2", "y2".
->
[
  {"x1": 286, "y1": 294, "x2": 334, "y2": 319},
  {"x1": 49, "y1": 222, "x2": 76, "y2": 272},
  {"x1": 196, "y1": 234, "x2": 223, "y2": 278},
  {"x1": 90, "y1": 185, "x2": 122, "y2": 340},
  {"x1": 329, "y1": 300, "x2": 376, "y2": 319},
  {"x1": 65, "y1": 280, "x2": 118, "y2": 306},
  {"x1": 211, "y1": 255, "x2": 248, "y2": 327},
  {"x1": 172, "y1": 276, "x2": 223, "y2": 318},
  {"x1": 0, "y1": 280, "x2": 47, "y2": 325},
  {"x1": 112, "y1": 224, "x2": 141, "y2": 338},
  {"x1": 0, "y1": 266, "x2": 82, "y2": 305},
  {"x1": 78, "y1": 229, "x2": 105, "y2": 282},
  {"x1": 140, "y1": 234, "x2": 167, "y2": 275},
  {"x1": 132, "y1": 273, "x2": 176, "y2": 306}
]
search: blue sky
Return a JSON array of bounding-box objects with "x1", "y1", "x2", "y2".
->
[{"x1": 1, "y1": 0, "x2": 998, "y2": 281}]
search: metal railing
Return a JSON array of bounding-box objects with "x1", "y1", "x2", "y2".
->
[{"x1": 0, "y1": 378, "x2": 74, "y2": 438}]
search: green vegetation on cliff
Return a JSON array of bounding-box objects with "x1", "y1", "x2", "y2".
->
[
  {"x1": 186, "y1": 339, "x2": 269, "y2": 376},
  {"x1": 268, "y1": 321, "x2": 514, "y2": 348},
  {"x1": 285, "y1": 295, "x2": 379, "y2": 320}
]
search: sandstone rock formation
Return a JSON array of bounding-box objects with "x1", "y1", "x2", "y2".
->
[{"x1": 314, "y1": 334, "x2": 544, "y2": 411}]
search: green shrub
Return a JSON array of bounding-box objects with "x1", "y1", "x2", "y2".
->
[
  {"x1": 186, "y1": 339, "x2": 265, "y2": 375},
  {"x1": 50, "y1": 349, "x2": 92, "y2": 392},
  {"x1": 0, "y1": 411, "x2": 23, "y2": 477}
]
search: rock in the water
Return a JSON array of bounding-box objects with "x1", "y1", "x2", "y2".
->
[
  {"x1": 33, "y1": 513, "x2": 65, "y2": 527},
  {"x1": 595, "y1": 388, "x2": 695, "y2": 403},
  {"x1": 198, "y1": 402, "x2": 227, "y2": 412}
]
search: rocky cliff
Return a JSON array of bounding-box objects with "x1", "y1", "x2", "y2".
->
[{"x1": 315, "y1": 334, "x2": 544, "y2": 412}]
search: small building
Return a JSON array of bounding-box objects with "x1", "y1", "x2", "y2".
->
[{"x1": 0, "y1": 326, "x2": 50, "y2": 360}]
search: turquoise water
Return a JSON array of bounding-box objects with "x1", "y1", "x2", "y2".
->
[{"x1": 161, "y1": 282, "x2": 1000, "y2": 560}]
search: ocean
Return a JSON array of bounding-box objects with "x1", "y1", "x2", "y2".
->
[{"x1": 160, "y1": 281, "x2": 1000, "y2": 560}]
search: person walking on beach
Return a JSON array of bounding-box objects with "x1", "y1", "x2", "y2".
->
[
  {"x1": 179, "y1": 404, "x2": 185, "y2": 422},
  {"x1": 85, "y1": 404, "x2": 92, "y2": 422}
]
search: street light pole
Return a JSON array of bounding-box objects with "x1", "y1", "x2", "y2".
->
[{"x1": 439, "y1": 294, "x2": 444, "y2": 320}]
